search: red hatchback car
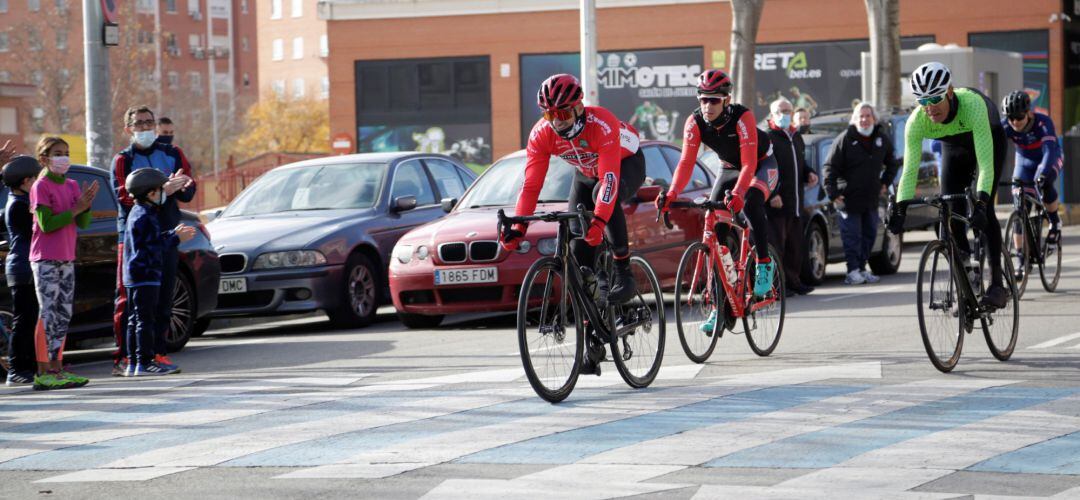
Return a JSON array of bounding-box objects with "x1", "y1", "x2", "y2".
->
[{"x1": 388, "y1": 141, "x2": 716, "y2": 328}]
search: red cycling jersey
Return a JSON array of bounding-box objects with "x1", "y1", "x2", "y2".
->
[
  {"x1": 669, "y1": 106, "x2": 768, "y2": 199},
  {"x1": 516, "y1": 106, "x2": 640, "y2": 224}
]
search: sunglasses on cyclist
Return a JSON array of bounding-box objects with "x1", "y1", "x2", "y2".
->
[
  {"x1": 542, "y1": 107, "x2": 575, "y2": 122},
  {"x1": 1007, "y1": 113, "x2": 1027, "y2": 121},
  {"x1": 917, "y1": 95, "x2": 945, "y2": 107},
  {"x1": 698, "y1": 95, "x2": 729, "y2": 105}
]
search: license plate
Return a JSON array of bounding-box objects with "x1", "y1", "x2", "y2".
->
[
  {"x1": 434, "y1": 267, "x2": 498, "y2": 286},
  {"x1": 219, "y1": 277, "x2": 247, "y2": 294}
]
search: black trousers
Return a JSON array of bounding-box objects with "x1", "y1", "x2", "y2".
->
[
  {"x1": 568, "y1": 149, "x2": 646, "y2": 266},
  {"x1": 127, "y1": 285, "x2": 160, "y2": 367},
  {"x1": 768, "y1": 214, "x2": 806, "y2": 287},
  {"x1": 7, "y1": 283, "x2": 39, "y2": 374},
  {"x1": 941, "y1": 125, "x2": 1006, "y2": 285}
]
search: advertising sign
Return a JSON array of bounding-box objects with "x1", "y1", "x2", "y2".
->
[{"x1": 358, "y1": 123, "x2": 491, "y2": 169}]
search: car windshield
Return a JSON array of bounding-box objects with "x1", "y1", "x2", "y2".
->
[
  {"x1": 456, "y1": 155, "x2": 575, "y2": 209},
  {"x1": 222, "y1": 162, "x2": 385, "y2": 217}
]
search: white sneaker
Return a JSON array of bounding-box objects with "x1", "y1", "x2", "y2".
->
[
  {"x1": 844, "y1": 270, "x2": 866, "y2": 285},
  {"x1": 860, "y1": 269, "x2": 881, "y2": 283}
]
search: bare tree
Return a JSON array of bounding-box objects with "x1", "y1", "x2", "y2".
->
[
  {"x1": 865, "y1": 0, "x2": 901, "y2": 115},
  {"x1": 729, "y1": 0, "x2": 765, "y2": 107}
]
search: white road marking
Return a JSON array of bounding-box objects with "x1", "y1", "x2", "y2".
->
[
  {"x1": 1029, "y1": 332, "x2": 1080, "y2": 349},
  {"x1": 37, "y1": 467, "x2": 195, "y2": 483},
  {"x1": 420, "y1": 464, "x2": 690, "y2": 500},
  {"x1": 819, "y1": 285, "x2": 902, "y2": 303}
]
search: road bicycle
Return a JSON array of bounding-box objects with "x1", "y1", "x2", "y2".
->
[
  {"x1": 895, "y1": 191, "x2": 1019, "y2": 373},
  {"x1": 1002, "y1": 178, "x2": 1061, "y2": 297},
  {"x1": 661, "y1": 197, "x2": 785, "y2": 363},
  {"x1": 498, "y1": 206, "x2": 665, "y2": 403}
]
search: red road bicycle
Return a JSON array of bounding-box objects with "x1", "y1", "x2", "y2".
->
[{"x1": 661, "y1": 197, "x2": 785, "y2": 362}]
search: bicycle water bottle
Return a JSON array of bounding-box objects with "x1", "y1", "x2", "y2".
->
[{"x1": 719, "y1": 246, "x2": 738, "y2": 285}]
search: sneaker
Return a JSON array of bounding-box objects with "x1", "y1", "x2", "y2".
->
[
  {"x1": 981, "y1": 284, "x2": 1008, "y2": 309},
  {"x1": 700, "y1": 309, "x2": 718, "y2": 336},
  {"x1": 844, "y1": 270, "x2": 867, "y2": 285},
  {"x1": 753, "y1": 262, "x2": 775, "y2": 297},
  {"x1": 58, "y1": 369, "x2": 89, "y2": 388},
  {"x1": 133, "y1": 363, "x2": 170, "y2": 377},
  {"x1": 6, "y1": 371, "x2": 34, "y2": 386},
  {"x1": 112, "y1": 359, "x2": 129, "y2": 377},
  {"x1": 33, "y1": 372, "x2": 76, "y2": 391},
  {"x1": 860, "y1": 269, "x2": 881, "y2": 284},
  {"x1": 154, "y1": 354, "x2": 181, "y2": 374}
]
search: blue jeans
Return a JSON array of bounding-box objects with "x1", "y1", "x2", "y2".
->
[{"x1": 839, "y1": 209, "x2": 878, "y2": 273}]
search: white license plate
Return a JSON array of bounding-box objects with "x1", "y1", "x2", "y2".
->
[
  {"x1": 219, "y1": 277, "x2": 247, "y2": 294},
  {"x1": 434, "y1": 267, "x2": 498, "y2": 286}
]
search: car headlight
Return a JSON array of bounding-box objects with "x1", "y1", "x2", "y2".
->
[
  {"x1": 415, "y1": 245, "x2": 430, "y2": 260},
  {"x1": 517, "y1": 240, "x2": 531, "y2": 254},
  {"x1": 253, "y1": 250, "x2": 327, "y2": 269},
  {"x1": 394, "y1": 245, "x2": 413, "y2": 264},
  {"x1": 537, "y1": 238, "x2": 557, "y2": 256}
]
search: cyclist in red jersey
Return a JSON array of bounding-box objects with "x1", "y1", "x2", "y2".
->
[
  {"x1": 656, "y1": 70, "x2": 778, "y2": 332},
  {"x1": 501, "y1": 74, "x2": 646, "y2": 306}
]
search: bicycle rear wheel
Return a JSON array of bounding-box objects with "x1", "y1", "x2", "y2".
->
[
  {"x1": 743, "y1": 245, "x2": 784, "y2": 356},
  {"x1": 917, "y1": 241, "x2": 964, "y2": 373},
  {"x1": 1003, "y1": 212, "x2": 1030, "y2": 298},
  {"x1": 610, "y1": 256, "x2": 666, "y2": 388},
  {"x1": 1038, "y1": 212, "x2": 1062, "y2": 292},
  {"x1": 517, "y1": 257, "x2": 582, "y2": 403},
  {"x1": 674, "y1": 242, "x2": 722, "y2": 364},
  {"x1": 982, "y1": 253, "x2": 1019, "y2": 361}
]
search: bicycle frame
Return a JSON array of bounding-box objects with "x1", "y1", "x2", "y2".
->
[
  {"x1": 1011, "y1": 180, "x2": 1047, "y2": 265},
  {"x1": 683, "y1": 207, "x2": 777, "y2": 319},
  {"x1": 923, "y1": 195, "x2": 988, "y2": 325}
]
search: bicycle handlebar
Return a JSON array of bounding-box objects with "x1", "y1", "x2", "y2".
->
[{"x1": 496, "y1": 204, "x2": 593, "y2": 240}]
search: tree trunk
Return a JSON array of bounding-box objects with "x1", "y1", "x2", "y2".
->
[
  {"x1": 729, "y1": 0, "x2": 765, "y2": 108},
  {"x1": 865, "y1": 0, "x2": 901, "y2": 116}
]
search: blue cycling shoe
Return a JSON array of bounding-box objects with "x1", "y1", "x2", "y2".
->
[{"x1": 754, "y1": 262, "x2": 775, "y2": 297}]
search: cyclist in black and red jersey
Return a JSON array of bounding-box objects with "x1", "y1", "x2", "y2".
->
[
  {"x1": 501, "y1": 74, "x2": 646, "y2": 305},
  {"x1": 656, "y1": 69, "x2": 778, "y2": 333}
]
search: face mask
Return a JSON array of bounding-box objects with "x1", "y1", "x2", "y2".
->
[
  {"x1": 133, "y1": 130, "x2": 157, "y2": 148},
  {"x1": 857, "y1": 125, "x2": 874, "y2": 137},
  {"x1": 775, "y1": 114, "x2": 792, "y2": 129},
  {"x1": 157, "y1": 135, "x2": 174, "y2": 145},
  {"x1": 48, "y1": 156, "x2": 70, "y2": 175},
  {"x1": 798, "y1": 125, "x2": 811, "y2": 134},
  {"x1": 158, "y1": 190, "x2": 167, "y2": 205}
]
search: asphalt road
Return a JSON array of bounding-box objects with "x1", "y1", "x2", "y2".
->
[{"x1": 2, "y1": 227, "x2": 1079, "y2": 499}]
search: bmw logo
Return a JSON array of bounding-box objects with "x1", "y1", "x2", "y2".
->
[{"x1": 466, "y1": 231, "x2": 478, "y2": 238}]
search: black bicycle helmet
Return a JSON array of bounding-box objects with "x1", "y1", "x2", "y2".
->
[
  {"x1": 125, "y1": 168, "x2": 169, "y2": 199},
  {"x1": 1002, "y1": 90, "x2": 1031, "y2": 118},
  {"x1": 2, "y1": 156, "x2": 42, "y2": 188}
]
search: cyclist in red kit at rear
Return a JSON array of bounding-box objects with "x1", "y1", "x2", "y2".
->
[{"x1": 500, "y1": 74, "x2": 646, "y2": 305}]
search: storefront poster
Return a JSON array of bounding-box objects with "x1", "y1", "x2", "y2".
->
[
  {"x1": 520, "y1": 47, "x2": 703, "y2": 146},
  {"x1": 358, "y1": 123, "x2": 492, "y2": 168},
  {"x1": 969, "y1": 30, "x2": 1051, "y2": 115}
]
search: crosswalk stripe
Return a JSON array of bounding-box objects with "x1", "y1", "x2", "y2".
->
[
  {"x1": 35, "y1": 466, "x2": 195, "y2": 483},
  {"x1": 580, "y1": 378, "x2": 1013, "y2": 466},
  {"x1": 1029, "y1": 332, "x2": 1080, "y2": 349},
  {"x1": 691, "y1": 484, "x2": 957, "y2": 499},
  {"x1": 419, "y1": 464, "x2": 691, "y2": 500},
  {"x1": 967, "y1": 428, "x2": 1080, "y2": 474},
  {"x1": 705, "y1": 386, "x2": 1075, "y2": 469}
]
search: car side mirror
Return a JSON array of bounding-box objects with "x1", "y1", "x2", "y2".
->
[
  {"x1": 635, "y1": 185, "x2": 662, "y2": 203},
  {"x1": 440, "y1": 197, "x2": 458, "y2": 213},
  {"x1": 392, "y1": 195, "x2": 417, "y2": 213}
]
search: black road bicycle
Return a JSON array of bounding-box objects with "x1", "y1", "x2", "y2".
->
[
  {"x1": 895, "y1": 192, "x2": 1019, "y2": 373},
  {"x1": 1003, "y1": 178, "x2": 1062, "y2": 297},
  {"x1": 498, "y1": 206, "x2": 665, "y2": 403}
]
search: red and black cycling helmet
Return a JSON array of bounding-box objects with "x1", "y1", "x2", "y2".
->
[
  {"x1": 537, "y1": 74, "x2": 584, "y2": 110},
  {"x1": 697, "y1": 69, "x2": 733, "y2": 96}
]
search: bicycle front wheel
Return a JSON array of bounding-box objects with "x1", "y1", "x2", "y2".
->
[
  {"x1": 983, "y1": 253, "x2": 1019, "y2": 361},
  {"x1": 1038, "y1": 212, "x2": 1062, "y2": 292},
  {"x1": 674, "y1": 242, "x2": 722, "y2": 363},
  {"x1": 517, "y1": 257, "x2": 583, "y2": 403},
  {"x1": 917, "y1": 241, "x2": 964, "y2": 373},
  {"x1": 743, "y1": 245, "x2": 785, "y2": 356},
  {"x1": 1004, "y1": 212, "x2": 1030, "y2": 298},
  {"x1": 609, "y1": 256, "x2": 666, "y2": 388}
]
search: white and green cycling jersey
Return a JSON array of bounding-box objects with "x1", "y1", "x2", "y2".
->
[{"x1": 897, "y1": 87, "x2": 998, "y2": 202}]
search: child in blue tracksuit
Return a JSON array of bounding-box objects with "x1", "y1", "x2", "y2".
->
[
  {"x1": 122, "y1": 169, "x2": 195, "y2": 376},
  {"x1": 3, "y1": 156, "x2": 42, "y2": 385}
]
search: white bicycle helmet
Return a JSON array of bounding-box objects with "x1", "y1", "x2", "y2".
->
[{"x1": 910, "y1": 62, "x2": 951, "y2": 99}]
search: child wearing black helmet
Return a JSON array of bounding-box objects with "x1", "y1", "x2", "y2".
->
[
  {"x1": 2, "y1": 156, "x2": 41, "y2": 385},
  {"x1": 122, "y1": 168, "x2": 195, "y2": 376}
]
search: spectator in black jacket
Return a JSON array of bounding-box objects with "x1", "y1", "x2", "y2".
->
[
  {"x1": 765, "y1": 97, "x2": 818, "y2": 296},
  {"x1": 823, "y1": 102, "x2": 900, "y2": 285},
  {"x1": 794, "y1": 107, "x2": 812, "y2": 135}
]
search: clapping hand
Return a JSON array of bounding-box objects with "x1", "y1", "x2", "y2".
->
[
  {"x1": 175, "y1": 224, "x2": 197, "y2": 243},
  {"x1": 163, "y1": 171, "x2": 193, "y2": 195},
  {"x1": 74, "y1": 180, "x2": 100, "y2": 214}
]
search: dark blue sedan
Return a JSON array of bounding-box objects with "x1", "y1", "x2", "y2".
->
[{"x1": 205, "y1": 152, "x2": 478, "y2": 327}]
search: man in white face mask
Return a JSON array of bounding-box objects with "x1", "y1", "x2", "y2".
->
[
  {"x1": 764, "y1": 97, "x2": 818, "y2": 296},
  {"x1": 822, "y1": 102, "x2": 900, "y2": 285},
  {"x1": 108, "y1": 105, "x2": 197, "y2": 376}
]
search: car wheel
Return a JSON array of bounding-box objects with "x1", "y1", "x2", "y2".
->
[
  {"x1": 398, "y1": 313, "x2": 444, "y2": 329},
  {"x1": 192, "y1": 318, "x2": 211, "y2": 337},
  {"x1": 166, "y1": 272, "x2": 195, "y2": 352},
  {"x1": 870, "y1": 228, "x2": 903, "y2": 275},
  {"x1": 329, "y1": 253, "x2": 379, "y2": 328},
  {"x1": 802, "y1": 222, "x2": 827, "y2": 286}
]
